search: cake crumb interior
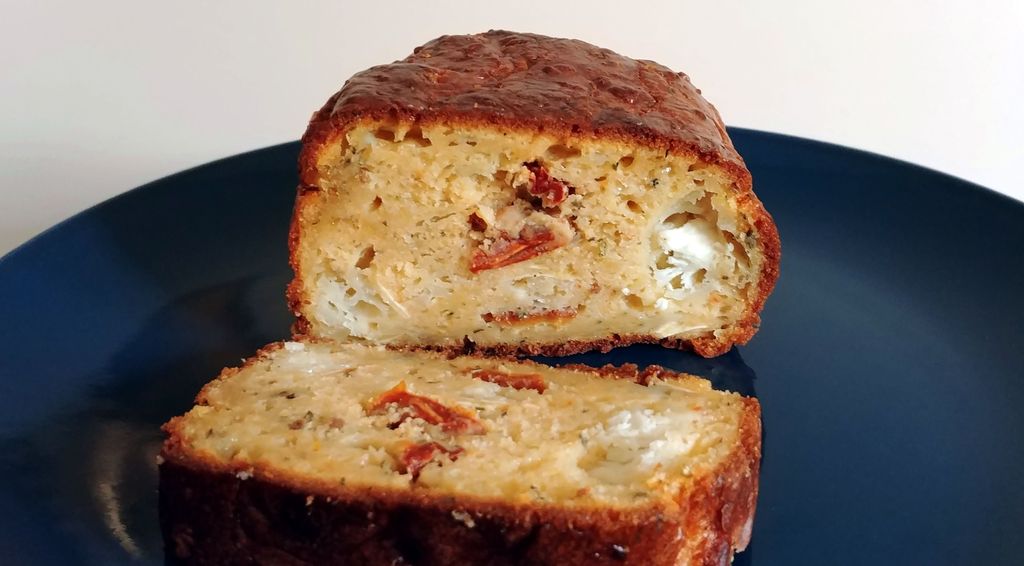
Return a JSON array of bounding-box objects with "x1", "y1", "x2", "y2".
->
[
  {"x1": 176, "y1": 342, "x2": 746, "y2": 508},
  {"x1": 296, "y1": 123, "x2": 763, "y2": 349}
]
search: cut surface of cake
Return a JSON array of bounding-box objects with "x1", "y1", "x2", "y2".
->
[
  {"x1": 289, "y1": 31, "x2": 780, "y2": 358},
  {"x1": 160, "y1": 341, "x2": 761, "y2": 565}
]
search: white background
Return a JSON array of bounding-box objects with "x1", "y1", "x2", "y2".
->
[{"x1": 2, "y1": 1, "x2": 1022, "y2": 256}]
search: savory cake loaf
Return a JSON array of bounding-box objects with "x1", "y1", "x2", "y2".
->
[
  {"x1": 289, "y1": 31, "x2": 780, "y2": 358},
  {"x1": 160, "y1": 341, "x2": 761, "y2": 565}
]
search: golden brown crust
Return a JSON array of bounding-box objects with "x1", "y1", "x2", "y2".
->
[
  {"x1": 161, "y1": 459, "x2": 673, "y2": 565},
  {"x1": 298, "y1": 31, "x2": 750, "y2": 189},
  {"x1": 286, "y1": 185, "x2": 317, "y2": 335},
  {"x1": 287, "y1": 31, "x2": 780, "y2": 358},
  {"x1": 159, "y1": 343, "x2": 760, "y2": 564},
  {"x1": 681, "y1": 398, "x2": 761, "y2": 563}
]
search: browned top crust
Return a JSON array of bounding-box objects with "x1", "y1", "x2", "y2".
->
[{"x1": 299, "y1": 30, "x2": 748, "y2": 187}]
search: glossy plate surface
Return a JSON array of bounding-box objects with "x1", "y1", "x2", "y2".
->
[{"x1": 1, "y1": 130, "x2": 1022, "y2": 565}]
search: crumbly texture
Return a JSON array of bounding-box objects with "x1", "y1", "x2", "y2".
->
[
  {"x1": 160, "y1": 341, "x2": 761, "y2": 565},
  {"x1": 289, "y1": 31, "x2": 781, "y2": 358}
]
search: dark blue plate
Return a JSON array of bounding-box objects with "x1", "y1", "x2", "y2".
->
[{"x1": 1, "y1": 130, "x2": 1022, "y2": 565}]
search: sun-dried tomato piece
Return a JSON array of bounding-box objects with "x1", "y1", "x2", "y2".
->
[
  {"x1": 469, "y1": 225, "x2": 565, "y2": 272},
  {"x1": 482, "y1": 306, "x2": 578, "y2": 325},
  {"x1": 367, "y1": 381, "x2": 485, "y2": 435},
  {"x1": 399, "y1": 441, "x2": 464, "y2": 480},
  {"x1": 470, "y1": 368, "x2": 547, "y2": 393},
  {"x1": 468, "y1": 212, "x2": 488, "y2": 231},
  {"x1": 525, "y1": 162, "x2": 569, "y2": 207}
]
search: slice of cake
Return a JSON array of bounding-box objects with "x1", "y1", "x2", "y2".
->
[
  {"x1": 160, "y1": 341, "x2": 761, "y2": 565},
  {"x1": 289, "y1": 31, "x2": 780, "y2": 358}
]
